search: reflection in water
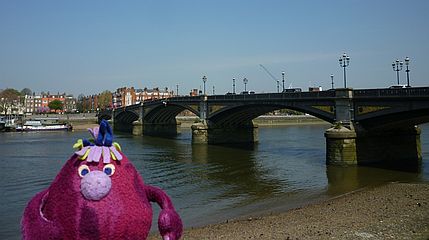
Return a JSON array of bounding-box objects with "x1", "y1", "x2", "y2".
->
[
  {"x1": 326, "y1": 165, "x2": 421, "y2": 195},
  {"x1": 0, "y1": 124, "x2": 428, "y2": 239}
]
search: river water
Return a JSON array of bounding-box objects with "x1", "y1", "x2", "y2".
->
[{"x1": 1, "y1": 123, "x2": 428, "y2": 239}]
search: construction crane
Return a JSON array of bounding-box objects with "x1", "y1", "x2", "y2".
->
[{"x1": 259, "y1": 64, "x2": 280, "y2": 92}]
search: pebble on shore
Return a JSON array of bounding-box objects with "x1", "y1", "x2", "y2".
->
[{"x1": 149, "y1": 182, "x2": 429, "y2": 240}]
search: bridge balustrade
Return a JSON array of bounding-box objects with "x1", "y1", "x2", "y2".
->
[
  {"x1": 205, "y1": 91, "x2": 335, "y2": 101},
  {"x1": 354, "y1": 87, "x2": 429, "y2": 98}
]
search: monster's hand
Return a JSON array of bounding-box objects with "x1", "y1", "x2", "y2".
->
[
  {"x1": 146, "y1": 185, "x2": 183, "y2": 240},
  {"x1": 158, "y1": 208, "x2": 183, "y2": 240}
]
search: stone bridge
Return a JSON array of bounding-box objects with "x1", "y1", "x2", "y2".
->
[{"x1": 99, "y1": 87, "x2": 429, "y2": 166}]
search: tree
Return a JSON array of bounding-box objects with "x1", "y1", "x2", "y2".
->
[
  {"x1": 48, "y1": 100, "x2": 64, "y2": 112},
  {"x1": 0, "y1": 88, "x2": 21, "y2": 114},
  {"x1": 98, "y1": 90, "x2": 112, "y2": 110},
  {"x1": 21, "y1": 88, "x2": 32, "y2": 96},
  {"x1": 76, "y1": 94, "x2": 85, "y2": 113}
]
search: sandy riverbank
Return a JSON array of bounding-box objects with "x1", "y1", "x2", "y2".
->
[{"x1": 149, "y1": 182, "x2": 429, "y2": 240}]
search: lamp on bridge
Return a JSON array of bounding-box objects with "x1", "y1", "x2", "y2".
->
[
  {"x1": 233, "y1": 78, "x2": 236, "y2": 94},
  {"x1": 277, "y1": 80, "x2": 280, "y2": 93},
  {"x1": 405, "y1": 57, "x2": 411, "y2": 87},
  {"x1": 330, "y1": 74, "x2": 334, "y2": 89},
  {"x1": 202, "y1": 75, "x2": 207, "y2": 95},
  {"x1": 282, "y1": 71, "x2": 285, "y2": 91},
  {"x1": 392, "y1": 59, "x2": 403, "y2": 85},
  {"x1": 339, "y1": 53, "x2": 350, "y2": 88},
  {"x1": 243, "y1": 77, "x2": 249, "y2": 92}
]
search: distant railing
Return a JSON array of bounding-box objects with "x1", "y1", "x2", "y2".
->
[
  {"x1": 206, "y1": 91, "x2": 335, "y2": 101},
  {"x1": 353, "y1": 87, "x2": 429, "y2": 97},
  {"x1": 115, "y1": 87, "x2": 429, "y2": 111}
]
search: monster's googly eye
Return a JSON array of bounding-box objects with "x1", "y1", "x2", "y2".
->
[
  {"x1": 103, "y1": 164, "x2": 115, "y2": 176},
  {"x1": 78, "y1": 165, "x2": 90, "y2": 177}
]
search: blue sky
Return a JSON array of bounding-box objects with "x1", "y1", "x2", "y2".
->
[{"x1": 1, "y1": 0, "x2": 428, "y2": 96}]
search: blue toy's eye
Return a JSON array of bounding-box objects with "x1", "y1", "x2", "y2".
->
[
  {"x1": 78, "y1": 165, "x2": 90, "y2": 177},
  {"x1": 103, "y1": 164, "x2": 115, "y2": 176}
]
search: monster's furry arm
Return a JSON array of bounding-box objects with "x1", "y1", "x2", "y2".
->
[
  {"x1": 21, "y1": 190, "x2": 62, "y2": 240},
  {"x1": 146, "y1": 185, "x2": 183, "y2": 240}
]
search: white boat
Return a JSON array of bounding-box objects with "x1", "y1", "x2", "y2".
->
[
  {"x1": 16, "y1": 118, "x2": 72, "y2": 132},
  {"x1": 0, "y1": 115, "x2": 18, "y2": 131}
]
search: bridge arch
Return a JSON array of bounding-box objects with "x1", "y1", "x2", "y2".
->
[
  {"x1": 208, "y1": 103, "x2": 333, "y2": 127},
  {"x1": 115, "y1": 110, "x2": 139, "y2": 125},
  {"x1": 356, "y1": 108, "x2": 429, "y2": 130},
  {"x1": 144, "y1": 103, "x2": 199, "y2": 124}
]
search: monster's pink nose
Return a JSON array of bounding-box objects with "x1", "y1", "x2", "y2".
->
[{"x1": 80, "y1": 170, "x2": 112, "y2": 201}]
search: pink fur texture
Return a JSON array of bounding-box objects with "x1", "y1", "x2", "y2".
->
[{"x1": 21, "y1": 152, "x2": 183, "y2": 239}]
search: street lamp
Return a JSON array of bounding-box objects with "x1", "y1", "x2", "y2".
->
[
  {"x1": 339, "y1": 53, "x2": 350, "y2": 88},
  {"x1": 276, "y1": 80, "x2": 280, "y2": 93},
  {"x1": 176, "y1": 84, "x2": 179, "y2": 96},
  {"x1": 202, "y1": 75, "x2": 207, "y2": 95},
  {"x1": 282, "y1": 71, "x2": 285, "y2": 92},
  {"x1": 212, "y1": 86, "x2": 215, "y2": 95},
  {"x1": 330, "y1": 74, "x2": 334, "y2": 89},
  {"x1": 392, "y1": 59, "x2": 403, "y2": 85},
  {"x1": 243, "y1": 77, "x2": 249, "y2": 92},
  {"x1": 404, "y1": 57, "x2": 411, "y2": 87},
  {"x1": 233, "y1": 78, "x2": 236, "y2": 94}
]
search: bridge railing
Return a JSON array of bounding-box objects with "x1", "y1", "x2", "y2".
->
[
  {"x1": 354, "y1": 87, "x2": 429, "y2": 97},
  {"x1": 207, "y1": 91, "x2": 335, "y2": 101}
]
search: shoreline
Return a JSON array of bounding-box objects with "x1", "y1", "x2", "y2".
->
[{"x1": 149, "y1": 182, "x2": 429, "y2": 239}]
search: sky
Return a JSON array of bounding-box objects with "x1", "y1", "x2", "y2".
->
[{"x1": 0, "y1": 0, "x2": 428, "y2": 96}]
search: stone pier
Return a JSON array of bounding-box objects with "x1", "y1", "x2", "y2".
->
[
  {"x1": 355, "y1": 125, "x2": 422, "y2": 166},
  {"x1": 191, "y1": 122, "x2": 258, "y2": 144},
  {"x1": 142, "y1": 123, "x2": 180, "y2": 137},
  {"x1": 325, "y1": 124, "x2": 422, "y2": 166},
  {"x1": 132, "y1": 120, "x2": 143, "y2": 135},
  {"x1": 325, "y1": 124, "x2": 358, "y2": 165}
]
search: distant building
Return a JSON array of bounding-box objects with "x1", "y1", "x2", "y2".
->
[
  {"x1": 81, "y1": 95, "x2": 99, "y2": 113},
  {"x1": 112, "y1": 86, "x2": 174, "y2": 108},
  {"x1": 64, "y1": 95, "x2": 77, "y2": 113},
  {"x1": 24, "y1": 92, "x2": 77, "y2": 114},
  {"x1": 24, "y1": 94, "x2": 42, "y2": 113}
]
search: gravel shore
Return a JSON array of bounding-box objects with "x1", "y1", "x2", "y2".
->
[{"x1": 150, "y1": 182, "x2": 429, "y2": 240}]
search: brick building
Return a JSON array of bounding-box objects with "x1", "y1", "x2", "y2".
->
[
  {"x1": 24, "y1": 92, "x2": 77, "y2": 113},
  {"x1": 112, "y1": 87, "x2": 174, "y2": 108}
]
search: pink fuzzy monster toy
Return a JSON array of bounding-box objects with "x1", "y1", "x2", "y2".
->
[{"x1": 21, "y1": 120, "x2": 183, "y2": 240}]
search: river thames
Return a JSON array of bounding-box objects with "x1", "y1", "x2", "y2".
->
[{"x1": 1, "y1": 123, "x2": 428, "y2": 239}]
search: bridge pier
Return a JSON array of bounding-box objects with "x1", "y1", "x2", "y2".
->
[
  {"x1": 142, "y1": 123, "x2": 180, "y2": 137},
  {"x1": 325, "y1": 124, "x2": 422, "y2": 166},
  {"x1": 132, "y1": 120, "x2": 143, "y2": 135},
  {"x1": 355, "y1": 125, "x2": 422, "y2": 167},
  {"x1": 191, "y1": 122, "x2": 258, "y2": 144},
  {"x1": 325, "y1": 123, "x2": 358, "y2": 165}
]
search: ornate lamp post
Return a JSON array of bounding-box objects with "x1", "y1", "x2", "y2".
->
[
  {"x1": 233, "y1": 78, "x2": 236, "y2": 94},
  {"x1": 339, "y1": 53, "x2": 350, "y2": 88},
  {"x1": 243, "y1": 77, "x2": 249, "y2": 92},
  {"x1": 176, "y1": 84, "x2": 179, "y2": 96},
  {"x1": 330, "y1": 74, "x2": 334, "y2": 89},
  {"x1": 277, "y1": 80, "x2": 280, "y2": 93},
  {"x1": 202, "y1": 75, "x2": 207, "y2": 95},
  {"x1": 392, "y1": 59, "x2": 403, "y2": 85},
  {"x1": 282, "y1": 71, "x2": 285, "y2": 92},
  {"x1": 404, "y1": 57, "x2": 411, "y2": 87},
  {"x1": 212, "y1": 86, "x2": 215, "y2": 95}
]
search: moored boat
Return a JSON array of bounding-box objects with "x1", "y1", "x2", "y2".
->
[{"x1": 16, "y1": 118, "x2": 72, "y2": 132}]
